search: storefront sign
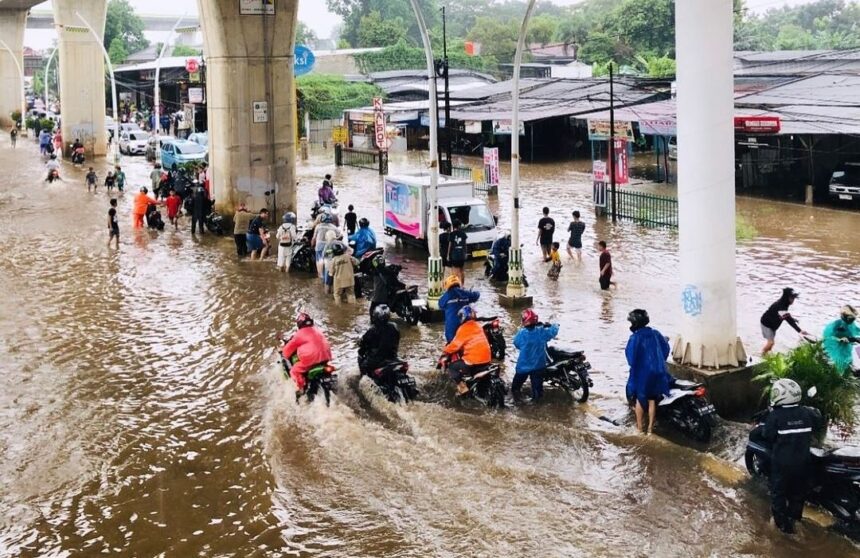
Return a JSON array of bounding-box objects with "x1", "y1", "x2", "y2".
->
[
  {"x1": 240, "y1": 0, "x2": 275, "y2": 15},
  {"x1": 483, "y1": 147, "x2": 500, "y2": 187},
  {"x1": 492, "y1": 119, "x2": 525, "y2": 136},
  {"x1": 464, "y1": 120, "x2": 482, "y2": 134},
  {"x1": 734, "y1": 115, "x2": 780, "y2": 134},
  {"x1": 294, "y1": 45, "x2": 315, "y2": 76},
  {"x1": 587, "y1": 119, "x2": 634, "y2": 141},
  {"x1": 188, "y1": 87, "x2": 204, "y2": 104},
  {"x1": 614, "y1": 139, "x2": 629, "y2": 185},
  {"x1": 592, "y1": 160, "x2": 607, "y2": 207},
  {"x1": 373, "y1": 97, "x2": 386, "y2": 151},
  {"x1": 332, "y1": 126, "x2": 348, "y2": 144},
  {"x1": 592, "y1": 160, "x2": 606, "y2": 182},
  {"x1": 253, "y1": 101, "x2": 268, "y2": 123},
  {"x1": 420, "y1": 113, "x2": 446, "y2": 127},
  {"x1": 638, "y1": 119, "x2": 676, "y2": 137}
]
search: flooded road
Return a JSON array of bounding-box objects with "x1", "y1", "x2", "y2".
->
[{"x1": 1, "y1": 138, "x2": 858, "y2": 557}]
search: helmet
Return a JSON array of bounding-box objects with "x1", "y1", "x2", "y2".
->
[
  {"x1": 359, "y1": 217, "x2": 370, "y2": 228},
  {"x1": 443, "y1": 275, "x2": 461, "y2": 291},
  {"x1": 321, "y1": 213, "x2": 333, "y2": 224},
  {"x1": 331, "y1": 241, "x2": 346, "y2": 256},
  {"x1": 782, "y1": 287, "x2": 799, "y2": 300},
  {"x1": 371, "y1": 304, "x2": 391, "y2": 325},
  {"x1": 296, "y1": 312, "x2": 314, "y2": 329},
  {"x1": 841, "y1": 304, "x2": 857, "y2": 323},
  {"x1": 770, "y1": 378, "x2": 802, "y2": 407},
  {"x1": 627, "y1": 309, "x2": 650, "y2": 332},
  {"x1": 372, "y1": 254, "x2": 385, "y2": 269},
  {"x1": 497, "y1": 229, "x2": 510, "y2": 240},
  {"x1": 283, "y1": 211, "x2": 296, "y2": 224},
  {"x1": 458, "y1": 305, "x2": 476, "y2": 324},
  {"x1": 521, "y1": 308, "x2": 539, "y2": 327}
]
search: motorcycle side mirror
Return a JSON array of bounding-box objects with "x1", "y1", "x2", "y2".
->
[{"x1": 807, "y1": 386, "x2": 817, "y2": 398}]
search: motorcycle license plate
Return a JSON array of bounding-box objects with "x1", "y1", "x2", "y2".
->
[
  {"x1": 472, "y1": 250, "x2": 489, "y2": 258},
  {"x1": 411, "y1": 298, "x2": 426, "y2": 307},
  {"x1": 696, "y1": 404, "x2": 716, "y2": 415}
]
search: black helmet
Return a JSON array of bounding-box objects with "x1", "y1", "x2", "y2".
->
[
  {"x1": 627, "y1": 309, "x2": 650, "y2": 332},
  {"x1": 331, "y1": 241, "x2": 346, "y2": 256},
  {"x1": 372, "y1": 254, "x2": 385, "y2": 269},
  {"x1": 296, "y1": 312, "x2": 314, "y2": 329},
  {"x1": 359, "y1": 217, "x2": 370, "y2": 228},
  {"x1": 371, "y1": 304, "x2": 391, "y2": 325}
]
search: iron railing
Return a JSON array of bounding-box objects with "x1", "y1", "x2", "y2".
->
[
  {"x1": 335, "y1": 145, "x2": 388, "y2": 175},
  {"x1": 607, "y1": 189, "x2": 678, "y2": 228}
]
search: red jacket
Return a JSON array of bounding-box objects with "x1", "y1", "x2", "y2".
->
[{"x1": 282, "y1": 326, "x2": 332, "y2": 368}]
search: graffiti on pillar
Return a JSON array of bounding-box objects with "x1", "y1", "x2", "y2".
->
[
  {"x1": 240, "y1": 0, "x2": 275, "y2": 15},
  {"x1": 681, "y1": 284, "x2": 703, "y2": 317},
  {"x1": 70, "y1": 124, "x2": 96, "y2": 151}
]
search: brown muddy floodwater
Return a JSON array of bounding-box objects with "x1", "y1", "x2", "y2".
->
[{"x1": 0, "y1": 140, "x2": 858, "y2": 557}]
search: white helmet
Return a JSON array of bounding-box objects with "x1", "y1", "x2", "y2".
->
[{"x1": 770, "y1": 378, "x2": 802, "y2": 407}]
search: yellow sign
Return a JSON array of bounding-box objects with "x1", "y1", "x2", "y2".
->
[{"x1": 332, "y1": 126, "x2": 348, "y2": 144}]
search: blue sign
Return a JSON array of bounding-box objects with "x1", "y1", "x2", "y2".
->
[{"x1": 294, "y1": 45, "x2": 315, "y2": 76}]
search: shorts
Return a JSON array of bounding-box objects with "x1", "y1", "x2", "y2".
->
[
  {"x1": 540, "y1": 240, "x2": 553, "y2": 251},
  {"x1": 315, "y1": 245, "x2": 326, "y2": 262},
  {"x1": 599, "y1": 276, "x2": 611, "y2": 290},
  {"x1": 110, "y1": 227, "x2": 119, "y2": 238},
  {"x1": 568, "y1": 239, "x2": 583, "y2": 249},
  {"x1": 450, "y1": 258, "x2": 465, "y2": 269},
  {"x1": 761, "y1": 324, "x2": 776, "y2": 341},
  {"x1": 246, "y1": 233, "x2": 263, "y2": 252}
]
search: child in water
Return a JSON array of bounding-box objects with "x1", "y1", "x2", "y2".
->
[{"x1": 547, "y1": 242, "x2": 562, "y2": 280}]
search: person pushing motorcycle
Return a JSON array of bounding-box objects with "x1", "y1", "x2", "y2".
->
[
  {"x1": 442, "y1": 305, "x2": 492, "y2": 396},
  {"x1": 625, "y1": 309, "x2": 672, "y2": 435},
  {"x1": 822, "y1": 305, "x2": 860, "y2": 374},
  {"x1": 281, "y1": 312, "x2": 333, "y2": 397},
  {"x1": 512, "y1": 309, "x2": 559, "y2": 402},
  {"x1": 761, "y1": 378, "x2": 822, "y2": 534},
  {"x1": 438, "y1": 275, "x2": 480, "y2": 343}
]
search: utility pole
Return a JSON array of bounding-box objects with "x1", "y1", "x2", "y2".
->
[
  {"x1": 609, "y1": 62, "x2": 617, "y2": 223},
  {"x1": 436, "y1": 6, "x2": 452, "y2": 176}
]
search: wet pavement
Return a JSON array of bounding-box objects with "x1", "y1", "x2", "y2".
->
[{"x1": 0, "y1": 137, "x2": 858, "y2": 556}]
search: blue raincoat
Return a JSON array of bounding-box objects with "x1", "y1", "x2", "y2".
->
[
  {"x1": 822, "y1": 318, "x2": 860, "y2": 374},
  {"x1": 349, "y1": 227, "x2": 377, "y2": 258},
  {"x1": 625, "y1": 326, "x2": 671, "y2": 406},
  {"x1": 514, "y1": 323, "x2": 559, "y2": 373},
  {"x1": 439, "y1": 287, "x2": 480, "y2": 342}
]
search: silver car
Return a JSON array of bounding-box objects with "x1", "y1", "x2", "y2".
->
[{"x1": 119, "y1": 131, "x2": 150, "y2": 156}]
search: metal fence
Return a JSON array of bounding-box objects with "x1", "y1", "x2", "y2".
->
[
  {"x1": 606, "y1": 189, "x2": 678, "y2": 228},
  {"x1": 335, "y1": 146, "x2": 388, "y2": 175},
  {"x1": 446, "y1": 165, "x2": 495, "y2": 194}
]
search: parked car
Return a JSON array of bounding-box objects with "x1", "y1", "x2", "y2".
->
[
  {"x1": 145, "y1": 134, "x2": 173, "y2": 162},
  {"x1": 829, "y1": 163, "x2": 860, "y2": 203},
  {"x1": 188, "y1": 132, "x2": 208, "y2": 148},
  {"x1": 119, "y1": 130, "x2": 151, "y2": 156},
  {"x1": 668, "y1": 137, "x2": 677, "y2": 160},
  {"x1": 161, "y1": 139, "x2": 207, "y2": 169}
]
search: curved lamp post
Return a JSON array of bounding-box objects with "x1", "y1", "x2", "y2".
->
[{"x1": 44, "y1": 46, "x2": 57, "y2": 115}]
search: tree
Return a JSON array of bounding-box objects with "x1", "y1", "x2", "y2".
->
[
  {"x1": 297, "y1": 21, "x2": 318, "y2": 47},
  {"x1": 527, "y1": 15, "x2": 559, "y2": 46},
  {"x1": 297, "y1": 74, "x2": 384, "y2": 120},
  {"x1": 104, "y1": 0, "x2": 148, "y2": 56},
  {"x1": 172, "y1": 45, "x2": 201, "y2": 57},
  {"x1": 326, "y1": 0, "x2": 439, "y2": 47},
  {"x1": 358, "y1": 10, "x2": 407, "y2": 47},
  {"x1": 466, "y1": 16, "x2": 520, "y2": 62},
  {"x1": 774, "y1": 23, "x2": 816, "y2": 49},
  {"x1": 108, "y1": 37, "x2": 129, "y2": 65}
]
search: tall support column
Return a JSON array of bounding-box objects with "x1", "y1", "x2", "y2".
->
[
  {"x1": 672, "y1": 0, "x2": 747, "y2": 368},
  {"x1": 53, "y1": 0, "x2": 107, "y2": 156},
  {"x1": 198, "y1": 0, "x2": 298, "y2": 217},
  {"x1": 0, "y1": 9, "x2": 27, "y2": 129}
]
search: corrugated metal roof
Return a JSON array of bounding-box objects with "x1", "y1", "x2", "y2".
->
[{"x1": 735, "y1": 73, "x2": 860, "y2": 106}]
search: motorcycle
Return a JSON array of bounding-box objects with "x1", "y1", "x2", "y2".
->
[
  {"x1": 46, "y1": 168, "x2": 60, "y2": 183},
  {"x1": 289, "y1": 230, "x2": 316, "y2": 274},
  {"x1": 146, "y1": 203, "x2": 165, "y2": 231},
  {"x1": 205, "y1": 211, "x2": 225, "y2": 235},
  {"x1": 746, "y1": 402, "x2": 860, "y2": 527},
  {"x1": 361, "y1": 360, "x2": 419, "y2": 404},
  {"x1": 280, "y1": 334, "x2": 338, "y2": 406},
  {"x1": 484, "y1": 252, "x2": 529, "y2": 287},
  {"x1": 371, "y1": 263, "x2": 425, "y2": 325},
  {"x1": 438, "y1": 353, "x2": 506, "y2": 408},
  {"x1": 628, "y1": 378, "x2": 718, "y2": 442},
  {"x1": 478, "y1": 316, "x2": 506, "y2": 360},
  {"x1": 353, "y1": 247, "x2": 385, "y2": 297},
  {"x1": 545, "y1": 344, "x2": 594, "y2": 403},
  {"x1": 71, "y1": 148, "x2": 85, "y2": 166}
]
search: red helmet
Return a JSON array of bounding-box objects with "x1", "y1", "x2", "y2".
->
[
  {"x1": 521, "y1": 308, "x2": 539, "y2": 327},
  {"x1": 296, "y1": 312, "x2": 314, "y2": 329}
]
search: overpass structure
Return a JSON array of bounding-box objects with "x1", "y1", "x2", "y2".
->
[
  {"x1": 25, "y1": 10, "x2": 200, "y2": 31},
  {"x1": 1, "y1": 0, "x2": 298, "y2": 216}
]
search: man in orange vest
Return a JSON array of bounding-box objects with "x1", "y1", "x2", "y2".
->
[{"x1": 132, "y1": 187, "x2": 162, "y2": 228}]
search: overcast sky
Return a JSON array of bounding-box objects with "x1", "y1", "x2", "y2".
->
[{"x1": 24, "y1": 0, "x2": 820, "y2": 49}]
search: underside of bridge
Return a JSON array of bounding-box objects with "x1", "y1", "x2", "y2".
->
[{"x1": 0, "y1": 2, "x2": 32, "y2": 128}]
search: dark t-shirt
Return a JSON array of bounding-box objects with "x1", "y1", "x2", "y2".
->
[
  {"x1": 108, "y1": 208, "x2": 118, "y2": 230},
  {"x1": 448, "y1": 230, "x2": 468, "y2": 263},
  {"x1": 599, "y1": 250, "x2": 612, "y2": 278},
  {"x1": 345, "y1": 212, "x2": 357, "y2": 234},
  {"x1": 760, "y1": 299, "x2": 800, "y2": 332},
  {"x1": 248, "y1": 216, "x2": 264, "y2": 236},
  {"x1": 568, "y1": 221, "x2": 585, "y2": 245},
  {"x1": 538, "y1": 216, "x2": 555, "y2": 245},
  {"x1": 439, "y1": 231, "x2": 450, "y2": 263},
  {"x1": 86, "y1": 172, "x2": 97, "y2": 185}
]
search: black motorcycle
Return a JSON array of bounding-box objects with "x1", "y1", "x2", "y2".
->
[
  {"x1": 205, "y1": 211, "x2": 225, "y2": 235},
  {"x1": 438, "y1": 354, "x2": 506, "y2": 408},
  {"x1": 545, "y1": 344, "x2": 593, "y2": 403},
  {"x1": 361, "y1": 360, "x2": 419, "y2": 404},
  {"x1": 746, "y1": 408, "x2": 860, "y2": 528},
  {"x1": 146, "y1": 203, "x2": 165, "y2": 231},
  {"x1": 370, "y1": 263, "x2": 425, "y2": 325},
  {"x1": 628, "y1": 378, "x2": 718, "y2": 442},
  {"x1": 353, "y1": 247, "x2": 385, "y2": 297},
  {"x1": 280, "y1": 336, "x2": 337, "y2": 406},
  {"x1": 71, "y1": 149, "x2": 85, "y2": 165},
  {"x1": 289, "y1": 230, "x2": 316, "y2": 274},
  {"x1": 479, "y1": 316, "x2": 506, "y2": 360},
  {"x1": 484, "y1": 248, "x2": 528, "y2": 287}
]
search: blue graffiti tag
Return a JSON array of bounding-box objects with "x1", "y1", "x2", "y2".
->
[{"x1": 682, "y1": 285, "x2": 703, "y2": 316}]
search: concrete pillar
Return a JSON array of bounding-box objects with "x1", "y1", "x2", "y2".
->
[
  {"x1": 0, "y1": 9, "x2": 27, "y2": 128},
  {"x1": 53, "y1": 0, "x2": 107, "y2": 156},
  {"x1": 198, "y1": 0, "x2": 298, "y2": 217},
  {"x1": 672, "y1": 0, "x2": 747, "y2": 368}
]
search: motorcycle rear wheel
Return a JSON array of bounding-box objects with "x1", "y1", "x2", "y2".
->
[
  {"x1": 564, "y1": 369, "x2": 589, "y2": 403},
  {"x1": 744, "y1": 449, "x2": 767, "y2": 477},
  {"x1": 488, "y1": 377, "x2": 506, "y2": 408},
  {"x1": 398, "y1": 302, "x2": 420, "y2": 326}
]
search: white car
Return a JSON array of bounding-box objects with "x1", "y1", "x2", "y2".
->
[{"x1": 119, "y1": 130, "x2": 150, "y2": 155}]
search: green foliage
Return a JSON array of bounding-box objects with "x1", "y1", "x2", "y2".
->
[
  {"x1": 297, "y1": 21, "x2": 318, "y2": 47},
  {"x1": 755, "y1": 342, "x2": 860, "y2": 437},
  {"x1": 104, "y1": 0, "x2": 148, "y2": 55},
  {"x1": 358, "y1": 10, "x2": 407, "y2": 47},
  {"x1": 527, "y1": 15, "x2": 559, "y2": 47},
  {"x1": 11, "y1": 110, "x2": 22, "y2": 125},
  {"x1": 297, "y1": 74, "x2": 384, "y2": 120},
  {"x1": 38, "y1": 118, "x2": 55, "y2": 132},
  {"x1": 633, "y1": 54, "x2": 676, "y2": 77},
  {"x1": 354, "y1": 39, "x2": 494, "y2": 74},
  {"x1": 172, "y1": 45, "x2": 201, "y2": 57},
  {"x1": 326, "y1": 0, "x2": 440, "y2": 47},
  {"x1": 735, "y1": 215, "x2": 759, "y2": 241},
  {"x1": 108, "y1": 37, "x2": 129, "y2": 65},
  {"x1": 467, "y1": 16, "x2": 520, "y2": 62},
  {"x1": 25, "y1": 117, "x2": 37, "y2": 130}
]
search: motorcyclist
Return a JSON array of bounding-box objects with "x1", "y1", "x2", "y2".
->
[
  {"x1": 625, "y1": 309, "x2": 671, "y2": 434},
  {"x1": 71, "y1": 139, "x2": 84, "y2": 164},
  {"x1": 358, "y1": 304, "x2": 401, "y2": 382},
  {"x1": 45, "y1": 154, "x2": 60, "y2": 182},
  {"x1": 512, "y1": 309, "x2": 559, "y2": 402},
  {"x1": 489, "y1": 230, "x2": 511, "y2": 280},
  {"x1": 438, "y1": 275, "x2": 480, "y2": 343},
  {"x1": 761, "y1": 378, "x2": 822, "y2": 534},
  {"x1": 348, "y1": 217, "x2": 377, "y2": 258},
  {"x1": 443, "y1": 305, "x2": 492, "y2": 396},
  {"x1": 822, "y1": 305, "x2": 860, "y2": 374},
  {"x1": 318, "y1": 175, "x2": 337, "y2": 205},
  {"x1": 369, "y1": 254, "x2": 405, "y2": 317},
  {"x1": 281, "y1": 312, "x2": 333, "y2": 397}
]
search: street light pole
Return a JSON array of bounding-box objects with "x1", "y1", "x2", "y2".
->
[
  {"x1": 503, "y1": 0, "x2": 537, "y2": 306},
  {"x1": 44, "y1": 47, "x2": 58, "y2": 116},
  {"x1": 436, "y1": 6, "x2": 452, "y2": 176},
  {"x1": 154, "y1": 13, "x2": 188, "y2": 165},
  {"x1": 408, "y1": 0, "x2": 443, "y2": 308},
  {"x1": 0, "y1": 39, "x2": 27, "y2": 138},
  {"x1": 75, "y1": 11, "x2": 120, "y2": 165}
]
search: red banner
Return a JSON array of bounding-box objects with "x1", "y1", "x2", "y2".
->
[
  {"x1": 734, "y1": 115, "x2": 780, "y2": 134},
  {"x1": 613, "y1": 139, "x2": 628, "y2": 185},
  {"x1": 373, "y1": 97, "x2": 386, "y2": 151}
]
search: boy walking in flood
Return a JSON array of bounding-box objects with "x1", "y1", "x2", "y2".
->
[
  {"x1": 598, "y1": 240, "x2": 614, "y2": 290},
  {"x1": 86, "y1": 167, "x2": 98, "y2": 193},
  {"x1": 107, "y1": 199, "x2": 120, "y2": 248},
  {"x1": 547, "y1": 242, "x2": 562, "y2": 280},
  {"x1": 105, "y1": 171, "x2": 116, "y2": 193},
  {"x1": 536, "y1": 207, "x2": 555, "y2": 262},
  {"x1": 566, "y1": 210, "x2": 585, "y2": 262}
]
